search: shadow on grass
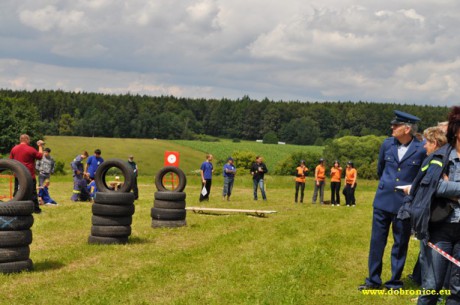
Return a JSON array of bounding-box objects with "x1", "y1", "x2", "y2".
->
[
  {"x1": 128, "y1": 236, "x2": 151, "y2": 244},
  {"x1": 32, "y1": 260, "x2": 66, "y2": 272}
]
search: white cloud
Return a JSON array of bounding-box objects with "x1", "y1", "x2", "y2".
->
[
  {"x1": 19, "y1": 5, "x2": 86, "y2": 33},
  {"x1": 2, "y1": 1, "x2": 460, "y2": 105}
]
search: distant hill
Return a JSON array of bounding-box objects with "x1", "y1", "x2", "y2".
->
[
  {"x1": 44, "y1": 136, "x2": 205, "y2": 176},
  {"x1": 44, "y1": 136, "x2": 322, "y2": 176}
]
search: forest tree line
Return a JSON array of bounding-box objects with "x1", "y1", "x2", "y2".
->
[{"x1": 0, "y1": 89, "x2": 450, "y2": 154}]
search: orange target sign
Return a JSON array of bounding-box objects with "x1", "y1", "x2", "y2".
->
[{"x1": 164, "y1": 151, "x2": 180, "y2": 167}]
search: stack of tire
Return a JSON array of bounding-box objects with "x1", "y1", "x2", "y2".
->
[
  {"x1": 88, "y1": 159, "x2": 135, "y2": 245},
  {"x1": 0, "y1": 160, "x2": 34, "y2": 273},
  {"x1": 152, "y1": 167, "x2": 187, "y2": 228}
]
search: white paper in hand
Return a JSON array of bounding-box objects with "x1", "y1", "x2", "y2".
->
[
  {"x1": 395, "y1": 185, "x2": 411, "y2": 193},
  {"x1": 201, "y1": 186, "x2": 208, "y2": 196}
]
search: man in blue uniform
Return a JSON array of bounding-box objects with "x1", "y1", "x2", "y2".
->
[
  {"x1": 359, "y1": 111, "x2": 427, "y2": 291},
  {"x1": 71, "y1": 151, "x2": 89, "y2": 201}
]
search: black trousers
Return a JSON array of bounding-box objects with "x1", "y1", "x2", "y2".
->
[
  {"x1": 295, "y1": 181, "x2": 305, "y2": 203},
  {"x1": 132, "y1": 177, "x2": 138, "y2": 199},
  {"x1": 199, "y1": 179, "x2": 212, "y2": 202},
  {"x1": 330, "y1": 181, "x2": 341, "y2": 204},
  {"x1": 14, "y1": 178, "x2": 39, "y2": 209},
  {"x1": 343, "y1": 183, "x2": 356, "y2": 205}
]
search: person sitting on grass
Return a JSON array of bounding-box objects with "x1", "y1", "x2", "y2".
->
[
  {"x1": 87, "y1": 177, "x2": 97, "y2": 202},
  {"x1": 38, "y1": 179, "x2": 58, "y2": 205}
]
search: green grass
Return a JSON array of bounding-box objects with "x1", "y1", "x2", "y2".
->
[
  {"x1": 43, "y1": 136, "x2": 206, "y2": 175},
  {"x1": 0, "y1": 175, "x2": 424, "y2": 305},
  {"x1": 173, "y1": 139, "x2": 324, "y2": 171}
]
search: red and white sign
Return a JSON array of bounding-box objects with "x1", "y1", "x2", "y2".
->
[{"x1": 164, "y1": 151, "x2": 180, "y2": 167}]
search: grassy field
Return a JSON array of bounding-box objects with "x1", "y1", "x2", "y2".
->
[
  {"x1": 43, "y1": 136, "x2": 322, "y2": 177},
  {"x1": 173, "y1": 140, "x2": 324, "y2": 171},
  {"x1": 0, "y1": 174, "x2": 425, "y2": 305},
  {"x1": 43, "y1": 136, "x2": 206, "y2": 175}
]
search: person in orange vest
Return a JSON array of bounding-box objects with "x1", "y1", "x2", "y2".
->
[
  {"x1": 294, "y1": 160, "x2": 309, "y2": 203},
  {"x1": 343, "y1": 161, "x2": 357, "y2": 206},
  {"x1": 330, "y1": 160, "x2": 343, "y2": 206},
  {"x1": 312, "y1": 158, "x2": 326, "y2": 204}
]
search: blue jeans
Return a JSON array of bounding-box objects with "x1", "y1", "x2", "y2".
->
[
  {"x1": 223, "y1": 177, "x2": 234, "y2": 197},
  {"x1": 418, "y1": 223, "x2": 460, "y2": 305},
  {"x1": 253, "y1": 179, "x2": 266, "y2": 200}
]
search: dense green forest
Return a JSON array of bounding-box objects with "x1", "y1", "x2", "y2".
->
[{"x1": 0, "y1": 89, "x2": 449, "y2": 154}]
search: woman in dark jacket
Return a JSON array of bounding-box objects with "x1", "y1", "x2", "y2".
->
[{"x1": 416, "y1": 107, "x2": 460, "y2": 305}]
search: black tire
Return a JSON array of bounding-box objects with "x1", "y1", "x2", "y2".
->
[
  {"x1": 155, "y1": 167, "x2": 186, "y2": 192},
  {"x1": 0, "y1": 215, "x2": 34, "y2": 231},
  {"x1": 0, "y1": 159, "x2": 33, "y2": 201},
  {"x1": 92, "y1": 215, "x2": 132, "y2": 226},
  {"x1": 92, "y1": 203, "x2": 135, "y2": 217},
  {"x1": 153, "y1": 199, "x2": 186, "y2": 210},
  {"x1": 94, "y1": 192, "x2": 135, "y2": 205},
  {"x1": 0, "y1": 246, "x2": 30, "y2": 263},
  {"x1": 0, "y1": 201, "x2": 34, "y2": 216},
  {"x1": 152, "y1": 219, "x2": 187, "y2": 228},
  {"x1": 151, "y1": 208, "x2": 186, "y2": 220},
  {"x1": 88, "y1": 235, "x2": 128, "y2": 245},
  {"x1": 95, "y1": 159, "x2": 134, "y2": 193},
  {"x1": 0, "y1": 259, "x2": 33, "y2": 274},
  {"x1": 91, "y1": 225, "x2": 131, "y2": 237},
  {"x1": 0, "y1": 230, "x2": 32, "y2": 247},
  {"x1": 154, "y1": 191, "x2": 186, "y2": 201}
]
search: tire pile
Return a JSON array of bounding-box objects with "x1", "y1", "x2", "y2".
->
[
  {"x1": 88, "y1": 159, "x2": 135, "y2": 245},
  {"x1": 152, "y1": 166, "x2": 187, "y2": 228},
  {"x1": 0, "y1": 160, "x2": 35, "y2": 273}
]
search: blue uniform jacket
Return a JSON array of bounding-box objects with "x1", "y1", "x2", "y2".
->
[{"x1": 373, "y1": 136, "x2": 426, "y2": 214}]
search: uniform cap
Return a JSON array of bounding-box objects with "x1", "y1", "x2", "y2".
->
[{"x1": 391, "y1": 110, "x2": 420, "y2": 125}]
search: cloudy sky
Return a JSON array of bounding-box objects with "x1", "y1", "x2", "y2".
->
[{"x1": 1, "y1": 0, "x2": 460, "y2": 106}]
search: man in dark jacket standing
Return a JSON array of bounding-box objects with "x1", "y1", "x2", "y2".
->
[
  {"x1": 359, "y1": 110, "x2": 427, "y2": 291},
  {"x1": 128, "y1": 155, "x2": 139, "y2": 200},
  {"x1": 250, "y1": 156, "x2": 268, "y2": 201}
]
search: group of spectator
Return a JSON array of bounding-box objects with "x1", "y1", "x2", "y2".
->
[
  {"x1": 357, "y1": 109, "x2": 460, "y2": 304},
  {"x1": 305, "y1": 158, "x2": 357, "y2": 206},
  {"x1": 198, "y1": 154, "x2": 268, "y2": 202},
  {"x1": 198, "y1": 153, "x2": 357, "y2": 206}
]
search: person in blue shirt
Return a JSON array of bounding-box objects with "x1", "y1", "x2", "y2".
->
[
  {"x1": 199, "y1": 154, "x2": 214, "y2": 202},
  {"x1": 85, "y1": 149, "x2": 104, "y2": 179},
  {"x1": 87, "y1": 177, "x2": 97, "y2": 202},
  {"x1": 222, "y1": 157, "x2": 236, "y2": 201},
  {"x1": 38, "y1": 179, "x2": 57, "y2": 205}
]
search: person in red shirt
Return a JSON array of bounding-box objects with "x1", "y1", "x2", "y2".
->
[
  {"x1": 343, "y1": 161, "x2": 357, "y2": 207},
  {"x1": 10, "y1": 134, "x2": 44, "y2": 214},
  {"x1": 312, "y1": 158, "x2": 326, "y2": 204},
  {"x1": 330, "y1": 160, "x2": 343, "y2": 206}
]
